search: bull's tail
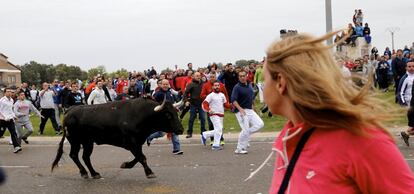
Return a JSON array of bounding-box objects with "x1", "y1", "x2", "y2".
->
[{"x1": 51, "y1": 124, "x2": 66, "y2": 172}]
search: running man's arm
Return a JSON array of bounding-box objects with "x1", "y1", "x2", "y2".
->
[
  {"x1": 29, "y1": 102, "x2": 42, "y2": 117},
  {"x1": 400, "y1": 79, "x2": 409, "y2": 105},
  {"x1": 87, "y1": 90, "x2": 96, "y2": 105}
]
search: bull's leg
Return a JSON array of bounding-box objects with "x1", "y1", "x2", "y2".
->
[
  {"x1": 69, "y1": 143, "x2": 88, "y2": 179},
  {"x1": 81, "y1": 142, "x2": 101, "y2": 179},
  {"x1": 132, "y1": 146, "x2": 155, "y2": 178},
  {"x1": 120, "y1": 146, "x2": 155, "y2": 178},
  {"x1": 120, "y1": 158, "x2": 138, "y2": 169}
]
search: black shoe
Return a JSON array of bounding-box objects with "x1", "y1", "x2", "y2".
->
[
  {"x1": 22, "y1": 138, "x2": 29, "y2": 144},
  {"x1": 172, "y1": 150, "x2": 183, "y2": 155},
  {"x1": 146, "y1": 139, "x2": 151, "y2": 147},
  {"x1": 186, "y1": 134, "x2": 192, "y2": 138},
  {"x1": 261, "y1": 105, "x2": 268, "y2": 113},
  {"x1": 401, "y1": 131, "x2": 410, "y2": 146}
]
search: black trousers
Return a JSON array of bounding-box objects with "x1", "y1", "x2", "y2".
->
[
  {"x1": 0, "y1": 120, "x2": 20, "y2": 148},
  {"x1": 39, "y1": 108, "x2": 60, "y2": 134}
]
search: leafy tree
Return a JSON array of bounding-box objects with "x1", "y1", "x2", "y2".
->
[
  {"x1": 19, "y1": 61, "x2": 55, "y2": 86},
  {"x1": 161, "y1": 67, "x2": 173, "y2": 74},
  {"x1": 55, "y1": 64, "x2": 88, "y2": 81},
  {"x1": 19, "y1": 61, "x2": 42, "y2": 86},
  {"x1": 108, "y1": 68, "x2": 129, "y2": 79},
  {"x1": 87, "y1": 65, "x2": 107, "y2": 78},
  {"x1": 235, "y1": 59, "x2": 259, "y2": 67}
]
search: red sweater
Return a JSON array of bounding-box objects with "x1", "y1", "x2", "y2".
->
[
  {"x1": 200, "y1": 81, "x2": 229, "y2": 102},
  {"x1": 116, "y1": 80, "x2": 128, "y2": 94},
  {"x1": 270, "y1": 121, "x2": 414, "y2": 194}
]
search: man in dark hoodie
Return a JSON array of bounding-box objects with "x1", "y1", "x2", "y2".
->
[
  {"x1": 20, "y1": 82, "x2": 32, "y2": 102},
  {"x1": 184, "y1": 72, "x2": 205, "y2": 138},
  {"x1": 222, "y1": 63, "x2": 238, "y2": 100},
  {"x1": 66, "y1": 83, "x2": 84, "y2": 107},
  {"x1": 393, "y1": 49, "x2": 408, "y2": 102},
  {"x1": 60, "y1": 81, "x2": 72, "y2": 111}
]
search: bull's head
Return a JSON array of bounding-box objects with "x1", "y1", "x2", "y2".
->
[{"x1": 153, "y1": 97, "x2": 184, "y2": 135}]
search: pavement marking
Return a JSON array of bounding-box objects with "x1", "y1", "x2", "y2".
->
[
  {"x1": 0, "y1": 166, "x2": 30, "y2": 168},
  {"x1": 144, "y1": 185, "x2": 176, "y2": 193}
]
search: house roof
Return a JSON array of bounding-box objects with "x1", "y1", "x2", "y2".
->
[
  {"x1": 0, "y1": 53, "x2": 21, "y2": 71},
  {"x1": 0, "y1": 53, "x2": 7, "y2": 59},
  {"x1": 7, "y1": 61, "x2": 21, "y2": 71}
]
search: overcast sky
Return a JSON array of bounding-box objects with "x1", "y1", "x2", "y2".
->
[{"x1": 1, "y1": 0, "x2": 412, "y2": 72}]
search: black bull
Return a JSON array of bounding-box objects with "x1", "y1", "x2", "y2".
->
[{"x1": 51, "y1": 97, "x2": 184, "y2": 179}]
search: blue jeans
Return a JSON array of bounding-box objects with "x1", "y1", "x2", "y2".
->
[
  {"x1": 147, "y1": 131, "x2": 181, "y2": 152},
  {"x1": 187, "y1": 104, "x2": 206, "y2": 135}
]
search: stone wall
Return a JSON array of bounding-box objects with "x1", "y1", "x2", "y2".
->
[{"x1": 336, "y1": 37, "x2": 371, "y2": 59}]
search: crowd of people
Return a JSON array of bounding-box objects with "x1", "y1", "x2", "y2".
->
[
  {"x1": 335, "y1": 9, "x2": 371, "y2": 48},
  {"x1": 0, "y1": 61, "x2": 269, "y2": 155}
]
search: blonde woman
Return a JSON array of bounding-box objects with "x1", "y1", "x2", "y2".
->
[{"x1": 263, "y1": 32, "x2": 414, "y2": 193}]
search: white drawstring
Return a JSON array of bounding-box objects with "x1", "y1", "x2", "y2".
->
[
  {"x1": 244, "y1": 150, "x2": 275, "y2": 181},
  {"x1": 244, "y1": 127, "x2": 303, "y2": 182},
  {"x1": 282, "y1": 127, "x2": 302, "y2": 142}
]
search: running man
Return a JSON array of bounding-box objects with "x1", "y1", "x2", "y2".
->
[
  {"x1": 232, "y1": 70, "x2": 264, "y2": 154},
  {"x1": 201, "y1": 81, "x2": 230, "y2": 150},
  {"x1": 14, "y1": 91, "x2": 43, "y2": 145}
]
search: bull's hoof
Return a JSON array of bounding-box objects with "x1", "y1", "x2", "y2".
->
[
  {"x1": 92, "y1": 173, "x2": 101, "y2": 179},
  {"x1": 146, "y1": 173, "x2": 156, "y2": 179},
  {"x1": 120, "y1": 162, "x2": 132, "y2": 169},
  {"x1": 81, "y1": 173, "x2": 89, "y2": 179}
]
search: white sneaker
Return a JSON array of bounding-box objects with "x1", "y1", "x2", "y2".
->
[
  {"x1": 13, "y1": 146, "x2": 22, "y2": 153},
  {"x1": 234, "y1": 148, "x2": 248, "y2": 154}
]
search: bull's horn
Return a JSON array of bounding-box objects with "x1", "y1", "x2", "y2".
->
[
  {"x1": 173, "y1": 100, "x2": 184, "y2": 108},
  {"x1": 154, "y1": 95, "x2": 166, "y2": 112}
]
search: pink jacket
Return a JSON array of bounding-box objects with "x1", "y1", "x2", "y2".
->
[{"x1": 270, "y1": 121, "x2": 414, "y2": 194}]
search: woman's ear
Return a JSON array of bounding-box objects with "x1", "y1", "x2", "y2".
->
[{"x1": 277, "y1": 74, "x2": 287, "y2": 95}]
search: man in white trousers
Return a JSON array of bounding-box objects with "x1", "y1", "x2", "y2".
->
[
  {"x1": 201, "y1": 81, "x2": 230, "y2": 150},
  {"x1": 232, "y1": 70, "x2": 264, "y2": 154}
]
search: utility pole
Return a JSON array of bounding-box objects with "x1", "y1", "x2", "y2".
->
[
  {"x1": 386, "y1": 27, "x2": 400, "y2": 51},
  {"x1": 325, "y1": 0, "x2": 333, "y2": 45}
]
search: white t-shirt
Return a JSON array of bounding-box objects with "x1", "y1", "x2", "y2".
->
[
  {"x1": 30, "y1": 89, "x2": 38, "y2": 101},
  {"x1": 0, "y1": 96, "x2": 15, "y2": 121},
  {"x1": 87, "y1": 88, "x2": 107, "y2": 105},
  {"x1": 40, "y1": 90, "x2": 55, "y2": 109},
  {"x1": 149, "y1": 78, "x2": 158, "y2": 91},
  {"x1": 108, "y1": 88, "x2": 117, "y2": 101},
  {"x1": 203, "y1": 92, "x2": 227, "y2": 114}
]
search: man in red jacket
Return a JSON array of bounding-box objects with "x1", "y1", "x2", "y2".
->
[
  {"x1": 116, "y1": 76, "x2": 129, "y2": 94},
  {"x1": 201, "y1": 72, "x2": 229, "y2": 145}
]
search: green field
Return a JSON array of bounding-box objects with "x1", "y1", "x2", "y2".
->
[{"x1": 2, "y1": 89, "x2": 408, "y2": 137}]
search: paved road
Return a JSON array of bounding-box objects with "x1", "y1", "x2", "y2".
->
[{"x1": 0, "y1": 135, "x2": 413, "y2": 194}]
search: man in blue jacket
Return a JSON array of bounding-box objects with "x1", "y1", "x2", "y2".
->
[
  {"x1": 232, "y1": 70, "x2": 264, "y2": 154},
  {"x1": 147, "y1": 79, "x2": 183, "y2": 155}
]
